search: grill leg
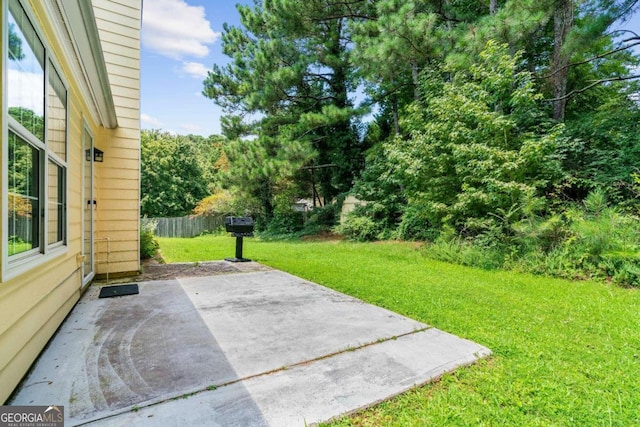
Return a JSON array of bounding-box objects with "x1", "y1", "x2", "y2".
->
[
  {"x1": 235, "y1": 236, "x2": 243, "y2": 259},
  {"x1": 226, "y1": 234, "x2": 251, "y2": 262}
]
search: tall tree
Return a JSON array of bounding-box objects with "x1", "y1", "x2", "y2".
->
[
  {"x1": 352, "y1": 0, "x2": 462, "y2": 134},
  {"x1": 184, "y1": 134, "x2": 228, "y2": 193},
  {"x1": 549, "y1": 0, "x2": 640, "y2": 112},
  {"x1": 552, "y1": 0, "x2": 574, "y2": 120},
  {"x1": 204, "y1": 0, "x2": 368, "y2": 219},
  {"x1": 385, "y1": 42, "x2": 563, "y2": 234},
  {"x1": 140, "y1": 130, "x2": 208, "y2": 217}
]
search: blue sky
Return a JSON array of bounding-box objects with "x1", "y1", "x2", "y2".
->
[
  {"x1": 140, "y1": 0, "x2": 250, "y2": 136},
  {"x1": 140, "y1": 1, "x2": 640, "y2": 137}
]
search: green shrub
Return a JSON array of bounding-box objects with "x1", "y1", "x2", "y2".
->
[
  {"x1": 426, "y1": 230, "x2": 506, "y2": 270},
  {"x1": 262, "y1": 207, "x2": 304, "y2": 238},
  {"x1": 510, "y1": 190, "x2": 640, "y2": 286},
  {"x1": 417, "y1": 189, "x2": 640, "y2": 287},
  {"x1": 512, "y1": 213, "x2": 567, "y2": 254},
  {"x1": 306, "y1": 203, "x2": 338, "y2": 228},
  {"x1": 335, "y1": 213, "x2": 380, "y2": 242},
  {"x1": 397, "y1": 204, "x2": 439, "y2": 241},
  {"x1": 296, "y1": 203, "x2": 339, "y2": 236},
  {"x1": 140, "y1": 218, "x2": 160, "y2": 259}
]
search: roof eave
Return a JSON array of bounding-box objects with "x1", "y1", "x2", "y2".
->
[{"x1": 59, "y1": 0, "x2": 118, "y2": 129}]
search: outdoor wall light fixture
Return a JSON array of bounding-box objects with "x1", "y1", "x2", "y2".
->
[{"x1": 85, "y1": 148, "x2": 104, "y2": 162}]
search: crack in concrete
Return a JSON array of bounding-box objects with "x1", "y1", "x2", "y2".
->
[{"x1": 74, "y1": 326, "x2": 433, "y2": 426}]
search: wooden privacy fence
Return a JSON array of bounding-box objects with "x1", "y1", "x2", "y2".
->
[{"x1": 146, "y1": 215, "x2": 225, "y2": 238}]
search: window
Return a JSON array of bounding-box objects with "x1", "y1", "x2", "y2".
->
[
  {"x1": 5, "y1": 0, "x2": 67, "y2": 265},
  {"x1": 8, "y1": 132, "x2": 39, "y2": 255},
  {"x1": 46, "y1": 65, "x2": 67, "y2": 247}
]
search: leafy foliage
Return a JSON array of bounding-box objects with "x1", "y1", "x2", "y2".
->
[
  {"x1": 560, "y1": 86, "x2": 640, "y2": 206},
  {"x1": 192, "y1": 190, "x2": 233, "y2": 217},
  {"x1": 515, "y1": 190, "x2": 640, "y2": 285},
  {"x1": 386, "y1": 42, "x2": 563, "y2": 235},
  {"x1": 8, "y1": 23, "x2": 25, "y2": 61},
  {"x1": 421, "y1": 189, "x2": 640, "y2": 286},
  {"x1": 204, "y1": 0, "x2": 369, "y2": 219},
  {"x1": 140, "y1": 130, "x2": 209, "y2": 217},
  {"x1": 335, "y1": 211, "x2": 381, "y2": 242},
  {"x1": 185, "y1": 0, "x2": 640, "y2": 287},
  {"x1": 139, "y1": 218, "x2": 159, "y2": 259},
  {"x1": 185, "y1": 134, "x2": 229, "y2": 193}
]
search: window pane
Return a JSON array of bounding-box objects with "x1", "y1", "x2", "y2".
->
[
  {"x1": 8, "y1": 132, "x2": 40, "y2": 256},
  {"x1": 7, "y1": 0, "x2": 45, "y2": 141},
  {"x1": 48, "y1": 161, "x2": 65, "y2": 245},
  {"x1": 48, "y1": 64, "x2": 67, "y2": 160}
]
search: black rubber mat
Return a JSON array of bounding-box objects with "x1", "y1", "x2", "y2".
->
[{"x1": 99, "y1": 284, "x2": 139, "y2": 298}]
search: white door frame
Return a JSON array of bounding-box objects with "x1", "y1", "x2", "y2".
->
[{"x1": 82, "y1": 124, "x2": 95, "y2": 286}]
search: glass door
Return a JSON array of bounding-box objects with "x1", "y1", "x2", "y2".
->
[{"x1": 82, "y1": 126, "x2": 94, "y2": 285}]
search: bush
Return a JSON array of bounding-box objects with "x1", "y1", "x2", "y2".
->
[
  {"x1": 192, "y1": 190, "x2": 233, "y2": 216},
  {"x1": 264, "y1": 210, "x2": 305, "y2": 235},
  {"x1": 426, "y1": 226, "x2": 506, "y2": 270},
  {"x1": 140, "y1": 218, "x2": 160, "y2": 259},
  {"x1": 307, "y1": 203, "x2": 338, "y2": 227},
  {"x1": 334, "y1": 213, "x2": 380, "y2": 242},
  {"x1": 509, "y1": 190, "x2": 640, "y2": 285},
  {"x1": 553, "y1": 205, "x2": 640, "y2": 284},
  {"x1": 300, "y1": 203, "x2": 339, "y2": 235},
  {"x1": 397, "y1": 204, "x2": 439, "y2": 241},
  {"x1": 419, "y1": 190, "x2": 640, "y2": 287}
]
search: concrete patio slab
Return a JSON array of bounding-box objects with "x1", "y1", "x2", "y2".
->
[
  {"x1": 9, "y1": 268, "x2": 490, "y2": 426},
  {"x1": 178, "y1": 271, "x2": 428, "y2": 378}
]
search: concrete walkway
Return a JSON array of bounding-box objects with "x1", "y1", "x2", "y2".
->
[{"x1": 10, "y1": 266, "x2": 491, "y2": 426}]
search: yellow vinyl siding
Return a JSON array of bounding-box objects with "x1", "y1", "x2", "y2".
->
[
  {"x1": 109, "y1": 85, "x2": 140, "y2": 102},
  {"x1": 100, "y1": 44, "x2": 140, "y2": 63},
  {"x1": 1, "y1": 0, "x2": 87, "y2": 403},
  {"x1": 104, "y1": 74, "x2": 140, "y2": 92},
  {"x1": 0, "y1": 260, "x2": 82, "y2": 403},
  {"x1": 94, "y1": 21, "x2": 140, "y2": 41},
  {"x1": 93, "y1": 0, "x2": 141, "y2": 276},
  {"x1": 105, "y1": 0, "x2": 138, "y2": 8},
  {"x1": 99, "y1": 52, "x2": 139, "y2": 71},
  {"x1": 0, "y1": 274, "x2": 77, "y2": 405},
  {"x1": 93, "y1": 4, "x2": 140, "y2": 30},
  {"x1": 100, "y1": 63, "x2": 141, "y2": 83},
  {"x1": 1, "y1": 0, "x2": 141, "y2": 402},
  {"x1": 101, "y1": 188, "x2": 139, "y2": 200}
]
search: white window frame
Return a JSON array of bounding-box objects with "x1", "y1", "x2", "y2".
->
[{"x1": 2, "y1": 0, "x2": 69, "y2": 281}]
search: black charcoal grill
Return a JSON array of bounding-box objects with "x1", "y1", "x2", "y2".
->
[{"x1": 225, "y1": 217, "x2": 254, "y2": 262}]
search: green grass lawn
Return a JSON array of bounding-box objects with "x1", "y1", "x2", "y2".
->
[{"x1": 158, "y1": 235, "x2": 640, "y2": 426}]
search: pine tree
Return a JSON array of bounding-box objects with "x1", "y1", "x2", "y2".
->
[{"x1": 203, "y1": 0, "x2": 368, "y2": 219}]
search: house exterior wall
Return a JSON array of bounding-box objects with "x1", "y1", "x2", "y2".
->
[
  {"x1": 0, "y1": 0, "x2": 141, "y2": 403},
  {"x1": 92, "y1": 0, "x2": 141, "y2": 276}
]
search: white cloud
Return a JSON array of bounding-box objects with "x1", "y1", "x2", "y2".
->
[
  {"x1": 142, "y1": 0, "x2": 220, "y2": 60},
  {"x1": 182, "y1": 61, "x2": 209, "y2": 79},
  {"x1": 141, "y1": 113, "x2": 163, "y2": 128}
]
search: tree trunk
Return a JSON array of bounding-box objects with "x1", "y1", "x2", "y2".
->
[
  {"x1": 552, "y1": 0, "x2": 574, "y2": 121},
  {"x1": 392, "y1": 94, "x2": 400, "y2": 135},
  {"x1": 489, "y1": 0, "x2": 498, "y2": 15},
  {"x1": 411, "y1": 61, "x2": 420, "y2": 101}
]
